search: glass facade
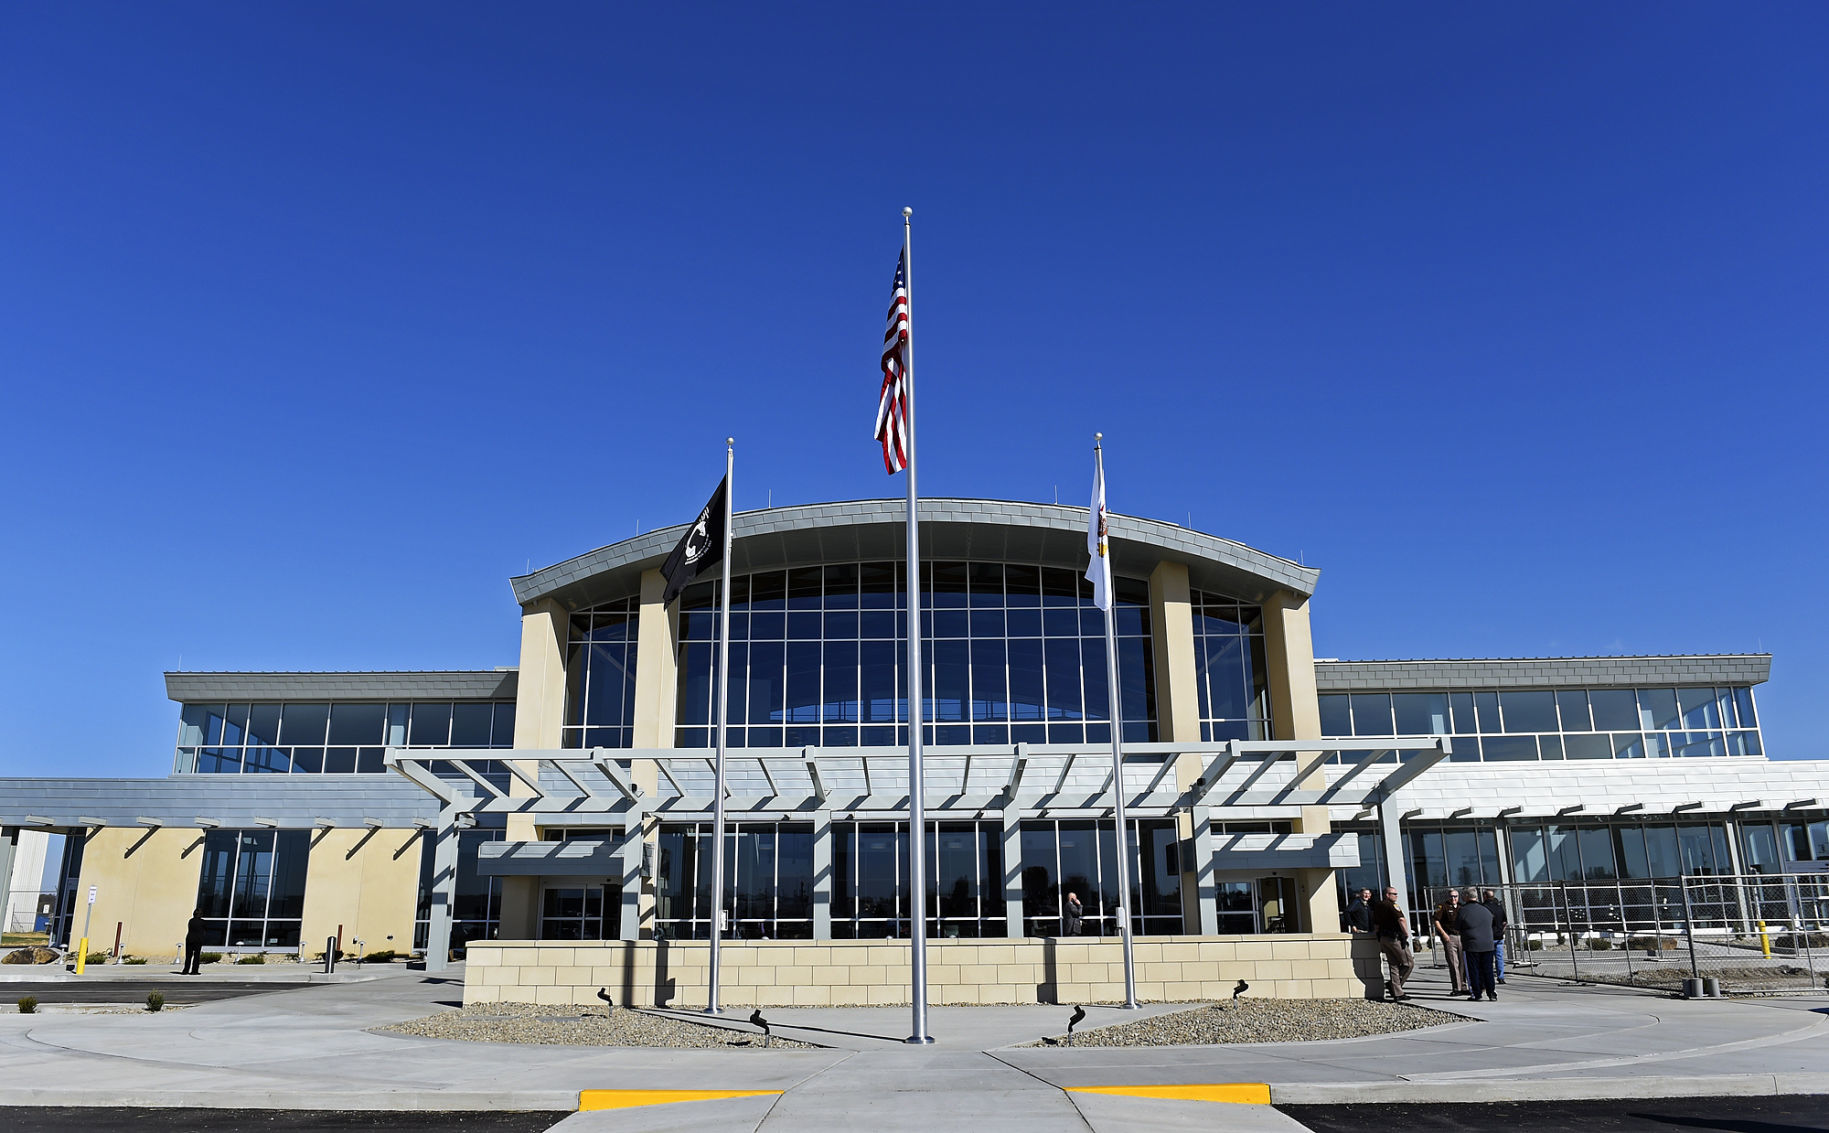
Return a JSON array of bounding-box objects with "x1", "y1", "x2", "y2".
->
[
  {"x1": 672, "y1": 561, "x2": 1157, "y2": 748},
  {"x1": 832, "y1": 819, "x2": 1008, "y2": 939},
  {"x1": 654, "y1": 822, "x2": 815, "y2": 940},
  {"x1": 414, "y1": 826, "x2": 505, "y2": 955},
  {"x1": 1019, "y1": 818, "x2": 1182, "y2": 937},
  {"x1": 194, "y1": 829, "x2": 309, "y2": 949},
  {"x1": 176, "y1": 700, "x2": 515, "y2": 774},
  {"x1": 565, "y1": 597, "x2": 640, "y2": 748},
  {"x1": 1318, "y1": 685, "x2": 1761, "y2": 762},
  {"x1": 540, "y1": 886, "x2": 622, "y2": 941},
  {"x1": 1191, "y1": 592, "x2": 1271, "y2": 740}
]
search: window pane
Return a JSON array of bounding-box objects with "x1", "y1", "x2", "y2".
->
[
  {"x1": 1555, "y1": 689, "x2": 1591, "y2": 731},
  {"x1": 1391, "y1": 693, "x2": 1449, "y2": 735},
  {"x1": 1349, "y1": 693, "x2": 1392, "y2": 737},
  {"x1": 450, "y1": 703, "x2": 494, "y2": 747},
  {"x1": 281, "y1": 703, "x2": 329, "y2": 746},
  {"x1": 1318, "y1": 694, "x2": 1351, "y2": 737},
  {"x1": 1498, "y1": 690, "x2": 1557, "y2": 733},
  {"x1": 1589, "y1": 689, "x2": 1638, "y2": 730},
  {"x1": 408, "y1": 703, "x2": 451, "y2": 746},
  {"x1": 1637, "y1": 688, "x2": 1680, "y2": 731},
  {"x1": 327, "y1": 703, "x2": 385, "y2": 746}
]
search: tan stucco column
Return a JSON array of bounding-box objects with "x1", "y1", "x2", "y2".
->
[
  {"x1": 300, "y1": 827, "x2": 422, "y2": 958},
  {"x1": 502, "y1": 597, "x2": 569, "y2": 939},
  {"x1": 76, "y1": 827, "x2": 207, "y2": 960},
  {"x1": 1261, "y1": 590, "x2": 1339, "y2": 934},
  {"x1": 627, "y1": 568, "x2": 677, "y2": 939},
  {"x1": 1147, "y1": 561, "x2": 1214, "y2": 932}
]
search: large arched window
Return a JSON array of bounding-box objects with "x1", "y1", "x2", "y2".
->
[{"x1": 673, "y1": 560, "x2": 1155, "y2": 748}]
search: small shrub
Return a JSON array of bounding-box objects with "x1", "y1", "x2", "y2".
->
[
  {"x1": 199, "y1": 952, "x2": 223, "y2": 965},
  {"x1": 125, "y1": 957, "x2": 147, "y2": 966},
  {"x1": 361, "y1": 949, "x2": 398, "y2": 964},
  {"x1": 146, "y1": 991, "x2": 164, "y2": 1013},
  {"x1": 17, "y1": 997, "x2": 38, "y2": 1014},
  {"x1": 1589, "y1": 938, "x2": 1614, "y2": 951},
  {"x1": 234, "y1": 953, "x2": 266, "y2": 965},
  {"x1": 1526, "y1": 939, "x2": 1544, "y2": 951},
  {"x1": 85, "y1": 951, "x2": 110, "y2": 965}
]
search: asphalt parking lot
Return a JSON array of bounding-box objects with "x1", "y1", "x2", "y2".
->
[
  {"x1": 5, "y1": 981, "x2": 321, "y2": 1005},
  {"x1": 1283, "y1": 1096, "x2": 1829, "y2": 1133},
  {"x1": 0, "y1": 1110, "x2": 570, "y2": 1132}
]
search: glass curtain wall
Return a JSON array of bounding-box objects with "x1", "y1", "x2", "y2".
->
[
  {"x1": 673, "y1": 561, "x2": 1157, "y2": 748},
  {"x1": 831, "y1": 819, "x2": 1008, "y2": 938},
  {"x1": 654, "y1": 822, "x2": 815, "y2": 940},
  {"x1": 1319, "y1": 686, "x2": 1761, "y2": 763},
  {"x1": 194, "y1": 829, "x2": 309, "y2": 949},
  {"x1": 564, "y1": 597, "x2": 640, "y2": 748},
  {"x1": 1018, "y1": 818, "x2": 1182, "y2": 938},
  {"x1": 1190, "y1": 593, "x2": 1271, "y2": 740},
  {"x1": 540, "y1": 886, "x2": 621, "y2": 940},
  {"x1": 413, "y1": 826, "x2": 506, "y2": 956},
  {"x1": 177, "y1": 701, "x2": 515, "y2": 774}
]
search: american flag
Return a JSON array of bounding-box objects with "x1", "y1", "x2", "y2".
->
[{"x1": 874, "y1": 250, "x2": 910, "y2": 474}]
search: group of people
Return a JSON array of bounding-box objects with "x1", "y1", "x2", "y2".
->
[{"x1": 1343, "y1": 885, "x2": 1508, "y2": 1002}]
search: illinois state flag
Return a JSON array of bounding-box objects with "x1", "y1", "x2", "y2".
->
[{"x1": 1086, "y1": 459, "x2": 1111, "y2": 611}]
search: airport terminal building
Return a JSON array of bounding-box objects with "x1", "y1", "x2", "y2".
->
[{"x1": 4, "y1": 500, "x2": 1826, "y2": 1004}]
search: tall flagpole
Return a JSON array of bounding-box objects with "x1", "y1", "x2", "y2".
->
[
  {"x1": 1096, "y1": 434, "x2": 1141, "y2": 1010},
  {"x1": 902, "y1": 207, "x2": 934, "y2": 1045},
  {"x1": 706, "y1": 437, "x2": 735, "y2": 1014}
]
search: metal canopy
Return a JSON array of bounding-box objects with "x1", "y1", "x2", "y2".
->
[{"x1": 384, "y1": 737, "x2": 1449, "y2": 820}]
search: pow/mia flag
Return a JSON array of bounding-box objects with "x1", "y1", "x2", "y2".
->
[{"x1": 661, "y1": 475, "x2": 728, "y2": 605}]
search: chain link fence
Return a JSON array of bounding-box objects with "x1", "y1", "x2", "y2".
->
[
  {"x1": 2, "y1": 887, "x2": 57, "y2": 952},
  {"x1": 1468, "y1": 873, "x2": 1829, "y2": 995}
]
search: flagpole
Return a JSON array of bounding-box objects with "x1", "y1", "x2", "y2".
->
[
  {"x1": 706, "y1": 437, "x2": 734, "y2": 1014},
  {"x1": 901, "y1": 207, "x2": 934, "y2": 1045},
  {"x1": 1096, "y1": 434, "x2": 1141, "y2": 1010}
]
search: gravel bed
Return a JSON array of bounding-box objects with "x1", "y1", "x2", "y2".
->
[
  {"x1": 1021, "y1": 998, "x2": 1455, "y2": 1047},
  {"x1": 377, "y1": 1002, "x2": 823, "y2": 1049}
]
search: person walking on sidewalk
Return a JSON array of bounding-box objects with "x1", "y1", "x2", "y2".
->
[
  {"x1": 1370, "y1": 885, "x2": 1414, "y2": 1001},
  {"x1": 180, "y1": 908, "x2": 206, "y2": 975},
  {"x1": 1433, "y1": 889, "x2": 1466, "y2": 996},
  {"x1": 1482, "y1": 888, "x2": 1509, "y2": 984},
  {"x1": 1458, "y1": 886, "x2": 1498, "y2": 1001}
]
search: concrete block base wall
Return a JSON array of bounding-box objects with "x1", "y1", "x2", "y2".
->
[{"x1": 464, "y1": 934, "x2": 1384, "y2": 1008}]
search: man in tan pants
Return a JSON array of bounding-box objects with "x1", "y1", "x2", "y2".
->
[
  {"x1": 1370, "y1": 885, "x2": 1414, "y2": 1000},
  {"x1": 1433, "y1": 889, "x2": 1465, "y2": 995}
]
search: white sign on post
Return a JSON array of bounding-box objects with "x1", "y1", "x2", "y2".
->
[{"x1": 87, "y1": 885, "x2": 97, "y2": 905}]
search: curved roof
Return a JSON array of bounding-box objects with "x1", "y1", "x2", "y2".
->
[{"x1": 511, "y1": 498, "x2": 1318, "y2": 611}]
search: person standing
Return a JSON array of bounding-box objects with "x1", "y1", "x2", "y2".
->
[
  {"x1": 1482, "y1": 888, "x2": 1509, "y2": 984},
  {"x1": 1370, "y1": 885, "x2": 1413, "y2": 1001},
  {"x1": 181, "y1": 908, "x2": 206, "y2": 976},
  {"x1": 1458, "y1": 887, "x2": 1498, "y2": 1001},
  {"x1": 1343, "y1": 888, "x2": 1373, "y2": 934},
  {"x1": 1432, "y1": 889, "x2": 1465, "y2": 996},
  {"x1": 1064, "y1": 891, "x2": 1084, "y2": 937}
]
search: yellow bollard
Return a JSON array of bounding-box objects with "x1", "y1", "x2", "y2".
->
[
  {"x1": 1759, "y1": 920, "x2": 1770, "y2": 959},
  {"x1": 74, "y1": 937, "x2": 89, "y2": 975}
]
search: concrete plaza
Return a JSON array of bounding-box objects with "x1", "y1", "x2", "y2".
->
[{"x1": 1, "y1": 961, "x2": 1826, "y2": 1131}]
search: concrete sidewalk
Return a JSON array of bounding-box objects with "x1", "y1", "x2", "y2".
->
[{"x1": 0, "y1": 961, "x2": 1824, "y2": 1130}]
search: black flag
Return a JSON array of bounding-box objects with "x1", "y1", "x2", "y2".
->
[{"x1": 661, "y1": 476, "x2": 727, "y2": 605}]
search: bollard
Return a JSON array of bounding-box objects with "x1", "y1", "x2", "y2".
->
[
  {"x1": 74, "y1": 937, "x2": 89, "y2": 975},
  {"x1": 324, "y1": 936, "x2": 338, "y2": 975},
  {"x1": 1759, "y1": 920, "x2": 1770, "y2": 959}
]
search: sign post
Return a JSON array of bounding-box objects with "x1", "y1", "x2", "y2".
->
[{"x1": 74, "y1": 885, "x2": 96, "y2": 975}]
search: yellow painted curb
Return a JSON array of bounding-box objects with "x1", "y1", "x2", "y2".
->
[
  {"x1": 579, "y1": 1089, "x2": 783, "y2": 1111},
  {"x1": 1066, "y1": 1083, "x2": 1273, "y2": 1105}
]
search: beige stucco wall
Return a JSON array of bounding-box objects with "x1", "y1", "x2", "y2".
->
[
  {"x1": 1146, "y1": 560, "x2": 1206, "y2": 930},
  {"x1": 504, "y1": 597, "x2": 569, "y2": 937},
  {"x1": 75, "y1": 827, "x2": 206, "y2": 960},
  {"x1": 298, "y1": 827, "x2": 423, "y2": 958},
  {"x1": 1260, "y1": 590, "x2": 1339, "y2": 934},
  {"x1": 465, "y1": 934, "x2": 1372, "y2": 1008}
]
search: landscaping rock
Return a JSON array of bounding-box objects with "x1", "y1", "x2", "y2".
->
[
  {"x1": 2, "y1": 947, "x2": 61, "y2": 965},
  {"x1": 1022, "y1": 997, "x2": 1454, "y2": 1047}
]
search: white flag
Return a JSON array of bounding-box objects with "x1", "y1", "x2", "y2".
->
[{"x1": 1086, "y1": 457, "x2": 1111, "y2": 611}]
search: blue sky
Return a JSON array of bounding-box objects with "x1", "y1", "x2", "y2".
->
[{"x1": 2, "y1": 3, "x2": 1824, "y2": 776}]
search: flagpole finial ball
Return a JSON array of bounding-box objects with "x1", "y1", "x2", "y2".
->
[
  {"x1": 902, "y1": 207, "x2": 913, "y2": 217},
  {"x1": 727, "y1": 437, "x2": 734, "y2": 446},
  {"x1": 1095, "y1": 432, "x2": 1103, "y2": 442}
]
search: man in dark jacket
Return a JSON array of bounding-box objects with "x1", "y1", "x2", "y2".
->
[
  {"x1": 1343, "y1": 888, "x2": 1373, "y2": 934},
  {"x1": 1432, "y1": 889, "x2": 1466, "y2": 996},
  {"x1": 181, "y1": 908, "x2": 206, "y2": 975},
  {"x1": 1457, "y1": 887, "x2": 1497, "y2": 1001},
  {"x1": 1482, "y1": 888, "x2": 1509, "y2": 984},
  {"x1": 1369, "y1": 886, "x2": 1413, "y2": 1000}
]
